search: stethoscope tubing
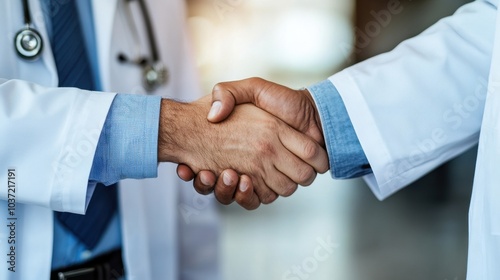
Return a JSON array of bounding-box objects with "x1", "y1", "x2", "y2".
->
[
  {"x1": 136, "y1": 0, "x2": 159, "y2": 63},
  {"x1": 22, "y1": 0, "x2": 31, "y2": 24},
  {"x1": 15, "y1": 0, "x2": 43, "y2": 60}
]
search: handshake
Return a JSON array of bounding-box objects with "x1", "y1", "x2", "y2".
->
[{"x1": 158, "y1": 78, "x2": 329, "y2": 210}]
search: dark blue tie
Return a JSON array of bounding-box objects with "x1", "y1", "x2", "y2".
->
[
  {"x1": 51, "y1": 0, "x2": 117, "y2": 250},
  {"x1": 50, "y1": 0, "x2": 94, "y2": 89}
]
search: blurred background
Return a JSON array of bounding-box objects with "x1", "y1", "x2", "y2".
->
[{"x1": 186, "y1": 0, "x2": 474, "y2": 279}]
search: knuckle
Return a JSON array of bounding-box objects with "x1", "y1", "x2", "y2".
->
[
  {"x1": 212, "y1": 82, "x2": 226, "y2": 93},
  {"x1": 302, "y1": 141, "x2": 319, "y2": 161},
  {"x1": 279, "y1": 183, "x2": 298, "y2": 197},
  {"x1": 248, "y1": 77, "x2": 263, "y2": 84},
  {"x1": 297, "y1": 166, "x2": 316, "y2": 186},
  {"x1": 261, "y1": 192, "x2": 278, "y2": 205},
  {"x1": 319, "y1": 161, "x2": 330, "y2": 174}
]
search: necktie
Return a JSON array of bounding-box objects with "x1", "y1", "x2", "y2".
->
[
  {"x1": 50, "y1": 0, "x2": 94, "y2": 89},
  {"x1": 51, "y1": 0, "x2": 117, "y2": 250}
]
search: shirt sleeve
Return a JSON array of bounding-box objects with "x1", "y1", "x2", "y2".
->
[
  {"x1": 308, "y1": 79, "x2": 373, "y2": 179},
  {"x1": 89, "y1": 94, "x2": 162, "y2": 185}
]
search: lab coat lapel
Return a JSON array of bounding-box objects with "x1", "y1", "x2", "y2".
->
[
  {"x1": 0, "y1": 2, "x2": 56, "y2": 279},
  {"x1": 467, "y1": 6, "x2": 500, "y2": 279},
  {"x1": 483, "y1": 77, "x2": 500, "y2": 237},
  {"x1": 478, "y1": 0, "x2": 500, "y2": 236},
  {"x1": 91, "y1": 0, "x2": 118, "y2": 92},
  {"x1": 29, "y1": 0, "x2": 58, "y2": 86}
]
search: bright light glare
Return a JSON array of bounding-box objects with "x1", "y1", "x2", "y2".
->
[{"x1": 268, "y1": 10, "x2": 353, "y2": 72}]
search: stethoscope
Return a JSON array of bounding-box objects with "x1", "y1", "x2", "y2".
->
[
  {"x1": 15, "y1": 0, "x2": 168, "y2": 92},
  {"x1": 15, "y1": 0, "x2": 43, "y2": 60}
]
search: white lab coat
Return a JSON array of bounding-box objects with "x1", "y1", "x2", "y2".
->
[
  {"x1": 330, "y1": 0, "x2": 499, "y2": 278},
  {"x1": 0, "y1": 0, "x2": 219, "y2": 279}
]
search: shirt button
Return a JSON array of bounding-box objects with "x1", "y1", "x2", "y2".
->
[{"x1": 81, "y1": 250, "x2": 92, "y2": 260}]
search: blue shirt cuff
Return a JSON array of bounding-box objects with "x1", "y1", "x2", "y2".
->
[
  {"x1": 308, "y1": 80, "x2": 372, "y2": 179},
  {"x1": 89, "y1": 94, "x2": 161, "y2": 185}
]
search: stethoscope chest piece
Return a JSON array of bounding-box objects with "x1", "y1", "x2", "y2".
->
[
  {"x1": 120, "y1": 0, "x2": 169, "y2": 93},
  {"x1": 143, "y1": 63, "x2": 169, "y2": 92},
  {"x1": 15, "y1": 27, "x2": 43, "y2": 61}
]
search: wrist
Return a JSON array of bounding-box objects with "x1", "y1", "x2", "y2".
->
[
  {"x1": 158, "y1": 99, "x2": 185, "y2": 163},
  {"x1": 157, "y1": 98, "x2": 213, "y2": 166}
]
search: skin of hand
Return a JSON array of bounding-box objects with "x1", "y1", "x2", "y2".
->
[
  {"x1": 176, "y1": 78, "x2": 328, "y2": 209},
  {"x1": 159, "y1": 95, "x2": 328, "y2": 205}
]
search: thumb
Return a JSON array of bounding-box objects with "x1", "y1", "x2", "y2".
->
[{"x1": 207, "y1": 78, "x2": 262, "y2": 123}]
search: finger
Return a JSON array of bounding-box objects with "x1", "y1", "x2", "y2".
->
[
  {"x1": 279, "y1": 125, "x2": 329, "y2": 174},
  {"x1": 208, "y1": 78, "x2": 263, "y2": 123},
  {"x1": 234, "y1": 175, "x2": 261, "y2": 210},
  {"x1": 207, "y1": 85, "x2": 236, "y2": 123},
  {"x1": 214, "y1": 170, "x2": 240, "y2": 205},
  {"x1": 176, "y1": 164, "x2": 195, "y2": 181},
  {"x1": 257, "y1": 165, "x2": 299, "y2": 198},
  {"x1": 273, "y1": 147, "x2": 317, "y2": 187},
  {"x1": 193, "y1": 171, "x2": 217, "y2": 195},
  {"x1": 251, "y1": 175, "x2": 279, "y2": 204},
  {"x1": 274, "y1": 129, "x2": 317, "y2": 188}
]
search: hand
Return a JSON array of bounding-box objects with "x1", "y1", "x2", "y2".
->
[
  {"x1": 177, "y1": 78, "x2": 328, "y2": 209},
  {"x1": 160, "y1": 95, "x2": 328, "y2": 204},
  {"x1": 209, "y1": 78, "x2": 324, "y2": 145}
]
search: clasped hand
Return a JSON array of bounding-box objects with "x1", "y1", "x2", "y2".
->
[{"x1": 169, "y1": 78, "x2": 329, "y2": 210}]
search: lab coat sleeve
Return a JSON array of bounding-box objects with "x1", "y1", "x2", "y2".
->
[
  {"x1": 328, "y1": 0, "x2": 497, "y2": 200},
  {"x1": 0, "y1": 78, "x2": 116, "y2": 214}
]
